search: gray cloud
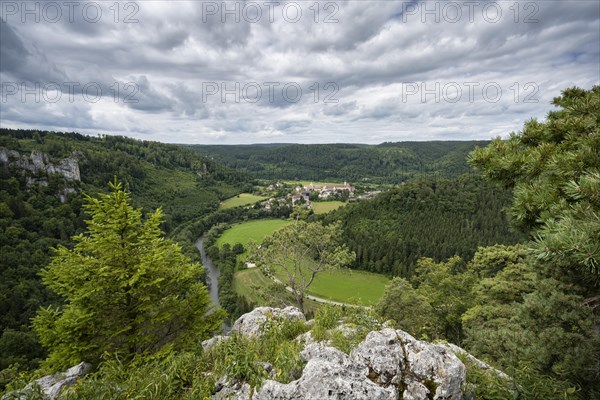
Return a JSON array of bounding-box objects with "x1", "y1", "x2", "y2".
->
[{"x1": 1, "y1": 0, "x2": 598, "y2": 144}]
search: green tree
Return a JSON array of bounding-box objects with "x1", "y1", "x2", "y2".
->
[
  {"x1": 469, "y1": 86, "x2": 600, "y2": 283},
  {"x1": 467, "y1": 87, "x2": 600, "y2": 396},
  {"x1": 375, "y1": 277, "x2": 435, "y2": 338},
  {"x1": 410, "y1": 256, "x2": 476, "y2": 343},
  {"x1": 249, "y1": 221, "x2": 354, "y2": 312},
  {"x1": 376, "y1": 256, "x2": 476, "y2": 343},
  {"x1": 33, "y1": 181, "x2": 224, "y2": 369}
]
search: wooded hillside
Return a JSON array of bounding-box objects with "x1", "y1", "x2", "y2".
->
[{"x1": 189, "y1": 141, "x2": 489, "y2": 183}]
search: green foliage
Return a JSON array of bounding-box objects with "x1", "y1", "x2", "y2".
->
[
  {"x1": 468, "y1": 244, "x2": 530, "y2": 278},
  {"x1": 465, "y1": 87, "x2": 600, "y2": 397},
  {"x1": 376, "y1": 257, "x2": 475, "y2": 343},
  {"x1": 0, "y1": 174, "x2": 84, "y2": 386},
  {"x1": 211, "y1": 317, "x2": 308, "y2": 388},
  {"x1": 32, "y1": 182, "x2": 224, "y2": 369},
  {"x1": 312, "y1": 305, "x2": 384, "y2": 354},
  {"x1": 460, "y1": 355, "x2": 578, "y2": 400},
  {"x1": 189, "y1": 141, "x2": 489, "y2": 183},
  {"x1": 1, "y1": 128, "x2": 247, "y2": 228},
  {"x1": 60, "y1": 352, "x2": 208, "y2": 400},
  {"x1": 250, "y1": 221, "x2": 355, "y2": 311},
  {"x1": 61, "y1": 314, "x2": 307, "y2": 399},
  {"x1": 469, "y1": 86, "x2": 600, "y2": 282},
  {"x1": 375, "y1": 244, "x2": 598, "y2": 396},
  {"x1": 325, "y1": 174, "x2": 525, "y2": 276},
  {"x1": 375, "y1": 277, "x2": 435, "y2": 339},
  {"x1": 0, "y1": 129, "x2": 248, "y2": 378},
  {"x1": 1, "y1": 366, "x2": 42, "y2": 398}
]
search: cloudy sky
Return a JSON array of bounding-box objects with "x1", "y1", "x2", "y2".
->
[{"x1": 0, "y1": 0, "x2": 598, "y2": 144}]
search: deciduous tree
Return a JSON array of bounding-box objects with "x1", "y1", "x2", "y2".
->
[{"x1": 249, "y1": 221, "x2": 354, "y2": 312}]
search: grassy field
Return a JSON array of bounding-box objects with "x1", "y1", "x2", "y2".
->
[
  {"x1": 223, "y1": 219, "x2": 389, "y2": 306},
  {"x1": 220, "y1": 193, "x2": 268, "y2": 209},
  {"x1": 215, "y1": 219, "x2": 291, "y2": 249},
  {"x1": 271, "y1": 266, "x2": 390, "y2": 306},
  {"x1": 233, "y1": 268, "x2": 321, "y2": 314},
  {"x1": 311, "y1": 201, "x2": 346, "y2": 214},
  {"x1": 234, "y1": 266, "x2": 389, "y2": 307}
]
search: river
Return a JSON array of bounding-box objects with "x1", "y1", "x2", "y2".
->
[{"x1": 196, "y1": 237, "x2": 220, "y2": 307}]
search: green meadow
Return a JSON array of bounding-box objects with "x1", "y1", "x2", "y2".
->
[
  {"x1": 233, "y1": 268, "x2": 321, "y2": 314},
  {"x1": 220, "y1": 193, "x2": 268, "y2": 209},
  {"x1": 311, "y1": 201, "x2": 346, "y2": 214},
  {"x1": 218, "y1": 218, "x2": 389, "y2": 306},
  {"x1": 215, "y1": 219, "x2": 291, "y2": 249},
  {"x1": 271, "y1": 266, "x2": 389, "y2": 306}
]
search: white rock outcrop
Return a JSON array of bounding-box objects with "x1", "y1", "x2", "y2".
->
[
  {"x1": 212, "y1": 308, "x2": 484, "y2": 400},
  {"x1": 254, "y1": 342, "x2": 397, "y2": 400},
  {"x1": 2, "y1": 362, "x2": 91, "y2": 400},
  {"x1": 0, "y1": 148, "x2": 80, "y2": 182},
  {"x1": 352, "y1": 329, "x2": 465, "y2": 399},
  {"x1": 230, "y1": 306, "x2": 305, "y2": 338}
]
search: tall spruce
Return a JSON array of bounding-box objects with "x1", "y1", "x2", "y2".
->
[{"x1": 33, "y1": 181, "x2": 224, "y2": 369}]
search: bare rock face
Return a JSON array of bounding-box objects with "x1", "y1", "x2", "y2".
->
[
  {"x1": 201, "y1": 335, "x2": 228, "y2": 352},
  {"x1": 0, "y1": 148, "x2": 81, "y2": 182},
  {"x1": 2, "y1": 362, "x2": 91, "y2": 400},
  {"x1": 352, "y1": 329, "x2": 466, "y2": 400},
  {"x1": 230, "y1": 306, "x2": 305, "y2": 338},
  {"x1": 254, "y1": 343, "x2": 397, "y2": 400},
  {"x1": 212, "y1": 308, "x2": 499, "y2": 400},
  {"x1": 213, "y1": 377, "x2": 252, "y2": 400},
  {"x1": 436, "y1": 342, "x2": 509, "y2": 381}
]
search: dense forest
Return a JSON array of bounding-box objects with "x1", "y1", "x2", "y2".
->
[
  {"x1": 189, "y1": 141, "x2": 489, "y2": 183},
  {"x1": 323, "y1": 174, "x2": 526, "y2": 276},
  {"x1": 0, "y1": 129, "x2": 248, "y2": 385}
]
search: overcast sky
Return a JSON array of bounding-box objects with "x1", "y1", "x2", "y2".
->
[{"x1": 0, "y1": 0, "x2": 598, "y2": 144}]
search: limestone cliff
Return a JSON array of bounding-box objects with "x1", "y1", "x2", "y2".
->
[{"x1": 0, "y1": 147, "x2": 81, "y2": 182}]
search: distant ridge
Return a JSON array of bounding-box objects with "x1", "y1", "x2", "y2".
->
[{"x1": 188, "y1": 141, "x2": 490, "y2": 183}]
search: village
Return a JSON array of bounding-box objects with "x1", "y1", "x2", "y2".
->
[{"x1": 258, "y1": 181, "x2": 381, "y2": 213}]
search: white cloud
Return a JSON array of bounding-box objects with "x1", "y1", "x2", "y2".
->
[{"x1": 0, "y1": 0, "x2": 598, "y2": 144}]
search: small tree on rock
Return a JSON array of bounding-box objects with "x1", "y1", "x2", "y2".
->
[{"x1": 250, "y1": 221, "x2": 354, "y2": 312}]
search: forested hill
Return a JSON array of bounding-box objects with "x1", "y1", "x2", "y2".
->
[
  {"x1": 1, "y1": 129, "x2": 249, "y2": 228},
  {"x1": 323, "y1": 174, "x2": 526, "y2": 276},
  {"x1": 189, "y1": 141, "x2": 489, "y2": 183},
  {"x1": 0, "y1": 128, "x2": 248, "y2": 377}
]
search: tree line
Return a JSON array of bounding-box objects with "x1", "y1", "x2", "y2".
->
[{"x1": 189, "y1": 141, "x2": 490, "y2": 183}]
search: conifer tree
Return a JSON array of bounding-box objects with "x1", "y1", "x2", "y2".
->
[
  {"x1": 469, "y1": 86, "x2": 599, "y2": 283},
  {"x1": 33, "y1": 181, "x2": 224, "y2": 369}
]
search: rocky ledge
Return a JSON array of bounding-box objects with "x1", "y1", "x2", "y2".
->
[
  {"x1": 211, "y1": 307, "x2": 502, "y2": 400},
  {"x1": 2, "y1": 362, "x2": 90, "y2": 400},
  {"x1": 8, "y1": 307, "x2": 506, "y2": 400}
]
